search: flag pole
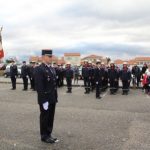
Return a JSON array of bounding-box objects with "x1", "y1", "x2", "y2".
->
[
  {"x1": 0, "y1": 26, "x2": 2, "y2": 44},
  {"x1": 0, "y1": 26, "x2": 3, "y2": 32}
]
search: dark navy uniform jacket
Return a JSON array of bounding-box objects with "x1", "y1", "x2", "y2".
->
[
  {"x1": 120, "y1": 68, "x2": 131, "y2": 81},
  {"x1": 108, "y1": 67, "x2": 119, "y2": 80},
  {"x1": 21, "y1": 65, "x2": 29, "y2": 77},
  {"x1": 10, "y1": 65, "x2": 18, "y2": 77},
  {"x1": 82, "y1": 67, "x2": 90, "y2": 78},
  {"x1": 34, "y1": 63, "x2": 58, "y2": 105},
  {"x1": 65, "y1": 68, "x2": 73, "y2": 79},
  {"x1": 94, "y1": 67, "x2": 103, "y2": 83}
]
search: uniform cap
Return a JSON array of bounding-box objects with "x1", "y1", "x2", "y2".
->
[{"x1": 42, "y1": 49, "x2": 52, "y2": 56}]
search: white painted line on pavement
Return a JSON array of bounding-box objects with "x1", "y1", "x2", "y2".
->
[{"x1": 101, "y1": 90, "x2": 109, "y2": 98}]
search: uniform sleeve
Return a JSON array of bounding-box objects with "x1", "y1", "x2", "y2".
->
[{"x1": 34, "y1": 67, "x2": 45, "y2": 93}]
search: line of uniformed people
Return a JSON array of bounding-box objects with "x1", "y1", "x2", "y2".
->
[
  {"x1": 10, "y1": 60, "x2": 38, "y2": 91},
  {"x1": 80, "y1": 60, "x2": 131, "y2": 98},
  {"x1": 10, "y1": 59, "x2": 132, "y2": 98}
]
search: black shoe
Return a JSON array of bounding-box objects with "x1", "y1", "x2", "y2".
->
[
  {"x1": 22, "y1": 89, "x2": 28, "y2": 91},
  {"x1": 84, "y1": 90, "x2": 88, "y2": 94},
  {"x1": 96, "y1": 96, "x2": 101, "y2": 99},
  {"x1": 41, "y1": 137, "x2": 55, "y2": 144},
  {"x1": 11, "y1": 88, "x2": 16, "y2": 90},
  {"x1": 50, "y1": 136, "x2": 59, "y2": 142}
]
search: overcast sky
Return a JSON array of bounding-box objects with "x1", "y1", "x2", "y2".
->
[{"x1": 0, "y1": 0, "x2": 150, "y2": 60}]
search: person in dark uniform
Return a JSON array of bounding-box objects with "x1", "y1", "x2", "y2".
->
[
  {"x1": 100, "y1": 62, "x2": 107, "y2": 92},
  {"x1": 60, "y1": 64, "x2": 65, "y2": 87},
  {"x1": 91, "y1": 63, "x2": 96, "y2": 91},
  {"x1": 108, "y1": 62, "x2": 119, "y2": 95},
  {"x1": 34, "y1": 49, "x2": 59, "y2": 143},
  {"x1": 131, "y1": 63, "x2": 141, "y2": 88},
  {"x1": 10, "y1": 60, "x2": 18, "y2": 90},
  {"x1": 73, "y1": 65, "x2": 79, "y2": 84},
  {"x1": 88, "y1": 61, "x2": 95, "y2": 91},
  {"x1": 57, "y1": 65, "x2": 61, "y2": 87},
  {"x1": 53, "y1": 63, "x2": 59, "y2": 87},
  {"x1": 94, "y1": 60, "x2": 102, "y2": 99},
  {"x1": 120, "y1": 62, "x2": 131, "y2": 95},
  {"x1": 104, "y1": 65, "x2": 109, "y2": 91},
  {"x1": 65, "y1": 62, "x2": 73, "y2": 93},
  {"x1": 21, "y1": 61, "x2": 29, "y2": 90},
  {"x1": 82, "y1": 60, "x2": 90, "y2": 94},
  {"x1": 142, "y1": 63, "x2": 148, "y2": 74},
  {"x1": 29, "y1": 61, "x2": 36, "y2": 90}
]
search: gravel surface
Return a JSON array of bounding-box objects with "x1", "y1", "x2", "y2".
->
[{"x1": 0, "y1": 83, "x2": 150, "y2": 150}]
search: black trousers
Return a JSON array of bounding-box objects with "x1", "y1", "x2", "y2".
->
[
  {"x1": 96, "y1": 82, "x2": 101, "y2": 97},
  {"x1": 11, "y1": 76, "x2": 16, "y2": 89},
  {"x1": 22, "y1": 77, "x2": 28, "y2": 89},
  {"x1": 110, "y1": 80, "x2": 118, "y2": 93},
  {"x1": 74, "y1": 74, "x2": 79, "y2": 84},
  {"x1": 84, "y1": 77, "x2": 90, "y2": 91},
  {"x1": 66, "y1": 78, "x2": 72, "y2": 90},
  {"x1": 60, "y1": 76, "x2": 64, "y2": 86},
  {"x1": 90, "y1": 78, "x2": 95, "y2": 91},
  {"x1": 136, "y1": 76, "x2": 141, "y2": 87},
  {"x1": 30, "y1": 78, "x2": 35, "y2": 90},
  {"x1": 122, "y1": 80, "x2": 130, "y2": 93},
  {"x1": 39, "y1": 103, "x2": 56, "y2": 140}
]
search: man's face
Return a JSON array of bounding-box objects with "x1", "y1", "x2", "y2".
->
[
  {"x1": 97, "y1": 63, "x2": 101, "y2": 68},
  {"x1": 43, "y1": 55, "x2": 52, "y2": 64},
  {"x1": 123, "y1": 64, "x2": 127, "y2": 68}
]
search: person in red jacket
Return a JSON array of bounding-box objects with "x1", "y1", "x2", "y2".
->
[{"x1": 141, "y1": 73, "x2": 148, "y2": 93}]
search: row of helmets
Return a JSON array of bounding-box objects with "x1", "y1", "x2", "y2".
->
[{"x1": 83, "y1": 59, "x2": 128, "y2": 65}]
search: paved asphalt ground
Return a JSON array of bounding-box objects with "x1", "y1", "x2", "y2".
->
[{"x1": 0, "y1": 79, "x2": 150, "y2": 150}]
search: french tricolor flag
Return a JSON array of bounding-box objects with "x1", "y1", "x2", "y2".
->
[{"x1": 0, "y1": 27, "x2": 4, "y2": 59}]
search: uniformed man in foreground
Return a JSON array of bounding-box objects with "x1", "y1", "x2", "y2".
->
[{"x1": 34, "y1": 49, "x2": 59, "y2": 143}]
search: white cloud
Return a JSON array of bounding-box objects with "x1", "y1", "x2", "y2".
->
[{"x1": 0, "y1": 0, "x2": 150, "y2": 60}]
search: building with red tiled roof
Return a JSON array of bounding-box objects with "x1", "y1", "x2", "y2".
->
[
  {"x1": 134, "y1": 57, "x2": 150, "y2": 65},
  {"x1": 64, "y1": 53, "x2": 80, "y2": 57},
  {"x1": 114, "y1": 56, "x2": 150, "y2": 66},
  {"x1": 64, "y1": 53, "x2": 81, "y2": 65},
  {"x1": 29, "y1": 55, "x2": 58, "y2": 64},
  {"x1": 114, "y1": 59, "x2": 124, "y2": 65}
]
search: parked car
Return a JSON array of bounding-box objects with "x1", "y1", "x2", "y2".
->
[{"x1": 0, "y1": 63, "x2": 6, "y2": 70}]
